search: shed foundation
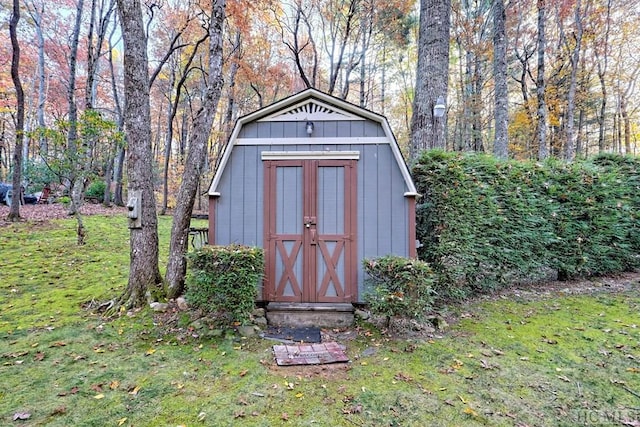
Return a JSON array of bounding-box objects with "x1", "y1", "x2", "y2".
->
[{"x1": 266, "y1": 303, "x2": 354, "y2": 328}]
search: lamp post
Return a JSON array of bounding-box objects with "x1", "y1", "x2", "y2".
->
[{"x1": 433, "y1": 95, "x2": 446, "y2": 149}]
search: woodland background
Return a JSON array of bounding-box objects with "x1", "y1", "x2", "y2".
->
[{"x1": 1, "y1": 0, "x2": 639, "y2": 208}]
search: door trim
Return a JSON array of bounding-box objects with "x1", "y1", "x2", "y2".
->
[
  {"x1": 261, "y1": 151, "x2": 360, "y2": 160},
  {"x1": 263, "y1": 159, "x2": 357, "y2": 303}
]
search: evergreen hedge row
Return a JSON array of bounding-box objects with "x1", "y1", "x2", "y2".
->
[{"x1": 412, "y1": 151, "x2": 640, "y2": 301}]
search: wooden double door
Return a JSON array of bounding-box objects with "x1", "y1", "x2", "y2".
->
[{"x1": 264, "y1": 159, "x2": 357, "y2": 303}]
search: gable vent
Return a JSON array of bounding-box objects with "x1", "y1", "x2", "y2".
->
[{"x1": 258, "y1": 100, "x2": 363, "y2": 122}]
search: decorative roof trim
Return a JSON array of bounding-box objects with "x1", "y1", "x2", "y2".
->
[
  {"x1": 236, "y1": 137, "x2": 388, "y2": 146},
  {"x1": 208, "y1": 88, "x2": 417, "y2": 196},
  {"x1": 258, "y1": 99, "x2": 364, "y2": 122}
]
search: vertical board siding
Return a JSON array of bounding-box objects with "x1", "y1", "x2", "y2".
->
[
  {"x1": 217, "y1": 115, "x2": 410, "y2": 302},
  {"x1": 215, "y1": 146, "x2": 263, "y2": 246},
  {"x1": 356, "y1": 144, "x2": 410, "y2": 298},
  {"x1": 318, "y1": 167, "x2": 344, "y2": 234},
  {"x1": 276, "y1": 166, "x2": 303, "y2": 234},
  {"x1": 239, "y1": 121, "x2": 385, "y2": 139}
]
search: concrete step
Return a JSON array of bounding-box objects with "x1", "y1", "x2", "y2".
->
[{"x1": 266, "y1": 303, "x2": 354, "y2": 328}]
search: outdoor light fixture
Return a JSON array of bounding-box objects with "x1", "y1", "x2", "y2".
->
[
  {"x1": 433, "y1": 96, "x2": 446, "y2": 118},
  {"x1": 306, "y1": 121, "x2": 314, "y2": 136}
]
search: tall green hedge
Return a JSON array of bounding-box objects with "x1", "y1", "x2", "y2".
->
[{"x1": 412, "y1": 151, "x2": 640, "y2": 300}]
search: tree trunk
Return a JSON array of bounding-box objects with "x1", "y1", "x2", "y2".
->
[
  {"x1": 113, "y1": 147, "x2": 126, "y2": 206},
  {"x1": 492, "y1": 0, "x2": 508, "y2": 159},
  {"x1": 26, "y1": 1, "x2": 47, "y2": 155},
  {"x1": 596, "y1": 0, "x2": 611, "y2": 153},
  {"x1": 563, "y1": 0, "x2": 583, "y2": 161},
  {"x1": 223, "y1": 31, "x2": 241, "y2": 143},
  {"x1": 8, "y1": 0, "x2": 24, "y2": 222},
  {"x1": 472, "y1": 57, "x2": 483, "y2": 152},
  {"x1": 165, "y1": 0, "x2": 226, "y2": 299},
  {"x1": 116, "y1": 0, "x2": 163, "y2": 309},
  {"x1": 108, "y1": 23, "x2": 126, "y2": 207},
  {"x1": 64, "y1": 0, "x2": 87, "y2": 245},
  {"x1": 621, "y1": 95, "x2": 631, "y2": 154},
  {"x1": 536, "y1": 0, "x2": 548, "y2": 160},
  {"x1": 409, "y1": 0, "x2": 451, "y2": 159},
  {"x1": 161, "y1": 70, "x2": 176, "y2": 216},
  {"x1": 67, "y1": 0, "x2": 84, "y2": 215},
  {"x1": 576, "y1": 108, "x2": 584, "y2": 158}
]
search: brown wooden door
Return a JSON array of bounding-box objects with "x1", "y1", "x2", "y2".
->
[{"x1": 264, "y1": 159, "x2": 357, "y2": 303}]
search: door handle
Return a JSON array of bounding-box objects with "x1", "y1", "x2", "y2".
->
[
  {"x1": 310, "y1": 229, "x2": 317, "y2": 244},
  {"x1": 304, "y1": 216, "x2": 316, "y2": 228}
]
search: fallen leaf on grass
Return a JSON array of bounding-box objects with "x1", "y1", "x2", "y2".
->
[
  {"x1": 445, "y1": 359, "x2": 464, "y2": 372},
  {"x1": 58, "y1": 387, "x2": 79, "y2": 397},
  {"x1": 622, "y1": 420, "x2": 640, "y2": 427},
  {"x1": 91, "y1": 384, "x2": 103, "y2": 392},
  {"x1": 627, "y1": 368, "x2": 640, "y2": 373},
  {"x1": 34, "y1": 352, "x2": 45, "y2": 361},
  {"x1": 4, "y1": 351, "x2": 29, "y2": 358},
  {"x1": 342, "y1": 404, "x2": 363, "y2": 414},
  {"x1": 145, "y1": 348, "x2": 156, "y2": 356},
  {"x1": 13, "y1": 412, "x2": 31, "y2": 421},
  {"x1": 480, "y1": 359, "x2": 496, "y2": 370},
  {"x1": 50, "y1": 406, "x2": 66, "y2": 416},
  {"x1": 128, "y1": 385, "x2": 141, "y2": 396},
  {"x1": 394, "y1": 372, "x2": 413, "y2": 382},
  {"x1": 463, "y1": 407, "x2": 479, "y2": 417},
  {"x1": 117, "y1": 417, "x2": 128, "y2": 426},
  {"x1": 234, "y1": 411, "x2": 245, "y2": 419},
  {"x1": 93, "y1": 394, "x2": 105, "y2": 399},
  {"x1": 239, "y1": 369, "x2": 248, "y2": 377},
  {"x1": 557, "y1": 375, "x2": 571, "y2": 382},
  {"x1": 109, "y1": 380, "x2": 120, "y2": 390},
  {"x1": 281, "y1": 413, "x2": 289, "y2": 421}
]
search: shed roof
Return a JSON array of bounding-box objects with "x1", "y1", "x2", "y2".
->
[{"x1": 208, "y1": 88, "x2": 417, "y2": 196}]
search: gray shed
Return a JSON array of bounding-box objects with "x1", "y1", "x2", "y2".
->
[{"x1": 207, "y1": 88, "x2": 417, "y2": 305}]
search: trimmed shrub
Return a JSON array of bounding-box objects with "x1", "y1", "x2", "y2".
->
[
  {"x1": 185, "y1": 245, "x2": 264, "y2": 325},
  {"x1": 412, "y1": 150, "x2": 640, "y2": 300},
  {"x1": 363, "y1": 256, "x2": 436, "y2": 324},
  {"x1": 85, "y1": 180, "x2": 106, "y2": 202}
]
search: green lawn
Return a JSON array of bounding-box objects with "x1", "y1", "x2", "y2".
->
[{"x1": 1, "y1": 214, "x2": 639, "y2": 426}]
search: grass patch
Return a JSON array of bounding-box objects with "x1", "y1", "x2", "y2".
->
[{"x1": 1, "y1": 215, "x2": 639, "y2": 426}]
